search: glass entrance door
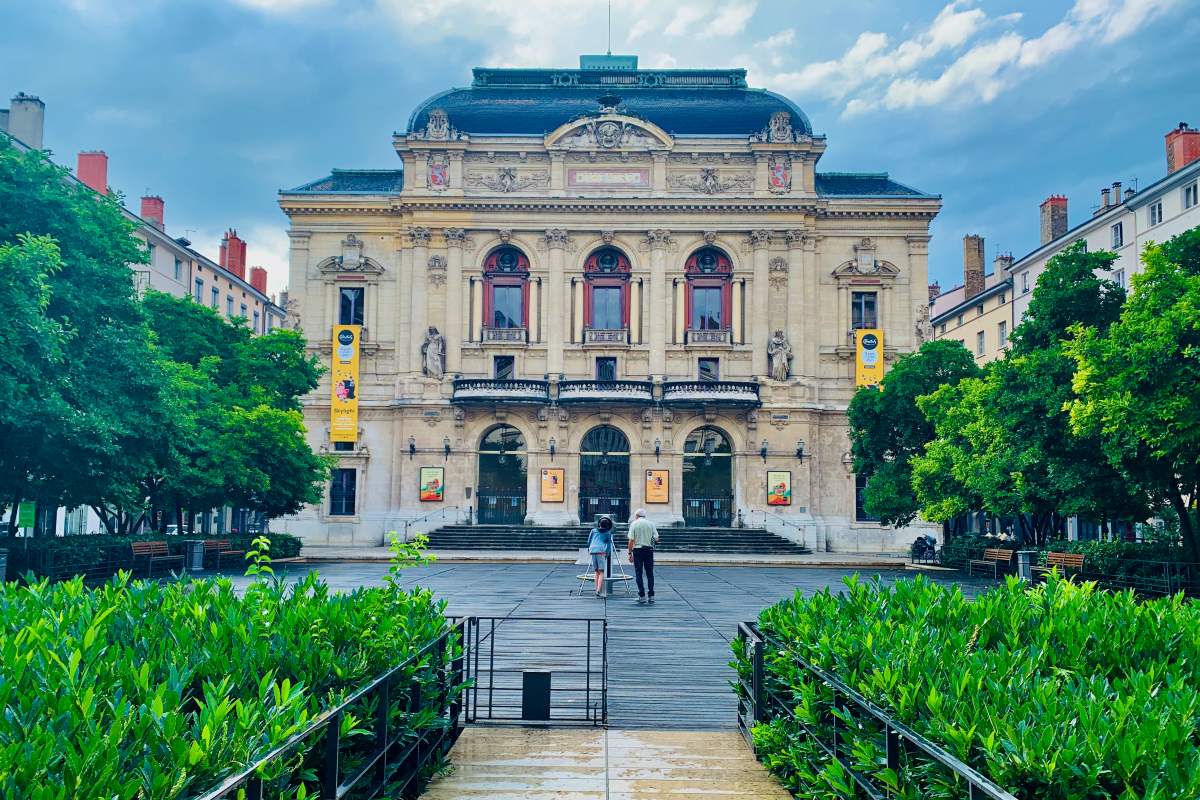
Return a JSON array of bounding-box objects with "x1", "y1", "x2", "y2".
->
[
  {"x1": 477, "y1": 425, "x2": 527, "y2": 524},
  {"x1": 578, "y1": 426, "x2": 631, "y2": 525},
  {"x1": 682, "y1": 426, "x2": 733, "y2": 527}
]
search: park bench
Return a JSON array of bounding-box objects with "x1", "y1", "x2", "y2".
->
[
  {"x1": 204, "y1": 539, "x2": 246, "y2": 571},
  {"x1": 967, "y1": 548, "x2": 1014, "y2": 578},
  {"x1": 1032, "y1": 551, "x2": 1085, "y2": 581},
  {"x1": 131, "y1": 541, "x2": 183, "y2": 577}
]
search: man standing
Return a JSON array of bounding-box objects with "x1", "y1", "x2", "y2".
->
[{"x1": 627, "y1": 509, "x2": 659, "y2": 604}]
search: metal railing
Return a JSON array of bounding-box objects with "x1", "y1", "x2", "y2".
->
[
  {"x1": 1031, "y1": 556, "x2": 1200, "y2": 598},
  {"x1": 193, "y1": 618, "x2": 467, "y2": 800},
  {"x1": 481, "y1": 326, "x2": 528, "y2": 343},
  {"x1": 683, "y1": 496, "x2": 734, "y2": 527},
  {"x1": 744, "y1": 509, "x2": 808, "y2": 550},
  {"x1": 476, "y1": 494, "x2": 527, "y2": 525},
  {"x1": 579, "y1": 496, "x2": 631, "y2": 526},
  {"x1": 583, "y1": 327, "x2": 629, "y2": 345},
  {"x1": 735, "y1": 621, "x2": 1017, "y2": 800},
  {"x1": 400, "y1": 506, "x2": 464, "y2": 541},
  {"x1": 458, "y1": 616, "x2": 607, "y2": 726}
]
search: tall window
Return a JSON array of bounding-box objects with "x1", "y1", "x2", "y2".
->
[
  {"x1": 493, "y1": 355, "x2": 515, "y2": 380},
  {"x1": 1113, "y1": 269, "x2": 1126, "y2": 289},
  {"x1": 584, "y1": 247, "x2": 631, "y2": 330},
  {"x1": 976, "y1": 330, "x2": 986, "y2": 356},
  {"x1": 253, "y1": 310, "x2": 260, "y2": 333},
  {"x1": 596, "y1": 357, "x2": 617, "y2": 382},
  {"x1": 483, "y1": 246, "x2": 530, "y2": 330},
  {"x1": 1022, "y1": 272, "x2": 1030, "y2": 294},
  {"x1": 698, "y1": 357, "x2": 720, "y2": 382},
  {"x1": 174, "y1": 257, "x2": 182, "y2": 281},
  {"x1": 684, "y1": 247, "x2": 733, "y2": 332},
  {"x1": 227, "y1": 295, "x2": 234, "y2": 316},
  {"x1": 851, "y1": 292, "x2": 877, "y2": 329},
  {"x1": 975, "y1": 304, "x2": 984, "y2": 317},
  {"x1": 493, "y1": 286, "x2": 523, "y2": 328},
  {"x1": 147, "y1": 242, "x2": 156, "y2": 267},
  {"x1": 211, "y1": 286, "x2": 220, "y2": 308},
  {"x1": 998, "y1": 320, "x2": 1007, "y2": 347},
  {"x1": 1149, "y1": 201, "x2": 1164, "y2": 226},
  {"x1": 1111, "y1": 222, "x2": 1124, "y2": 248},
  {"x1": 194, "y1": 278, "x2": 204, "y2": 302},
  {"x1": 1184, "y1": 182, "x2": 1198, "y2": 210},
  {"x1": 339, "y1": 287, "x2": 365, "y2": 326},
  {"x1": 329, "y1": 469, "x2": 356, "y2": 516},
  {"x1": 240, "y1": 303, "x2": 248, "y2": 321}
]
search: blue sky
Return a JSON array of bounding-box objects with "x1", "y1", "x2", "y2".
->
[{"x1": 2, "y1": 0, "x2": 1197, "y2": 295}]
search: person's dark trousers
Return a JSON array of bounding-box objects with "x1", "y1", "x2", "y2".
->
[{"x1": 633, "y1": 547, "x2": 655, "y2": 597}]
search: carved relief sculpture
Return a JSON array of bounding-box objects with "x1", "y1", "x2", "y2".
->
[
  {"x1": 767, "y1": 330, "x2": 793, "y2": 381},
  {"x1": 768, "y1": 111, "x2": 794, "y2": 143},
  {"x1": 915, "y1": 302, "x2": 933, "y2": 344},
  {"x1": 339, "y1": 234, "x2": 364, "y2": 271},
  {"x1": 420, "y1": 327, "x2": 445, "y2": 379},
  {"x1": 544, "y1": 228, "x2": 570, "y2": 249},
  {"x1": 767, "y1": 155, "x2": 791, "y2": 193},
  {"x1": 769, "y1": 256, "x2": 789, "y2": 288},
  {"x1": 558, "y1": 119, "x2": 659, "y2": 150},
  {"x1": 466, "y1": 167, "x2": 550, "y2": 192},
  {"x1": 427, "y1": 255, "x2": 447, "y2": 286},
  {"x1": 668, "y1": 168, "x2": 753, "y2": 194}
]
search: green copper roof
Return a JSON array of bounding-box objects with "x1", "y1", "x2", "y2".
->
[
  {"x1": 815, "y1": 172, "x2": 937, "y2": 198},
  {"x1": 287, "y1": 169, "x2": 404, "y2": 194}
]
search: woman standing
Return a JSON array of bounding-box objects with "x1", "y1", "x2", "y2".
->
[{"x1": 587, "y1": 516, "x2": 614, "y2": 598}]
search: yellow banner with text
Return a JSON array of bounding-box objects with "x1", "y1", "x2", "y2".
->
[
  {"x1": 855, "y1": 328, "x2": 884, "y2": 387},
  {"x1": 330, "y1": 325, "x2": 361, "y2": 442}
]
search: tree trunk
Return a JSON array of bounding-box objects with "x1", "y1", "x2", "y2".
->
[
  {"x1": 6, "y1": 500, "x2": 18, "y2": 538},
  {"x1": 1169, "y1": 486, "x2": 1199, "y2": 562}
]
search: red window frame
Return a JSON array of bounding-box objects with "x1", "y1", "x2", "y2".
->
[
  {"x1": 583, "y1": 248, "x2": 631, "y2": 329},
  {"x1": 684, "y1": 248, "x2": 733, "y2": 331},
  {"x1": 483, "y1": 247, "x2": 531, "y2": 329}
]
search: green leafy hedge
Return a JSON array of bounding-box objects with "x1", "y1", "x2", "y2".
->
[
  {"x1": 0, "y1": 566, "x2": 449, "y2": 799},
  {"x1": 0, "y1": 532, "x2": 302, "y2": 581},
  {"x1": 739, "y1": 575, "x2": 1200, "y2": 799}
]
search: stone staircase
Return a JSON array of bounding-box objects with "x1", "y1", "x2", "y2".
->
[{"x1": 423, "y1": 524, "x2": 810, "y2": 554}]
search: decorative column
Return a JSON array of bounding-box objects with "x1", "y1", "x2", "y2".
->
[
  {"x1": 645, "y1": 229, "x2": 673, "y2": 377},
  {"x1": 286, "y1": 230, "x2": 311, "y2": 328},
  {"x1": 785, "y1": 230, "x2": 805, "y2": 375},
  {"x1": 394, "y1": 233, "x2": 411, "y2": 373},
  {"x1": 444, "y1": 228, "x2": 467, "y2": 373},
  {"x1": 748, "y1": 230, "x2": 772, "y2": 376},
  {"x1": 409, "y1": 227, "x2": 431, "y2": 372},
  {"x1": 906, "y1": 234, "x2": 931, "y2": 352},
  {"x1": 545, "y1": 228, "x2": 569, "y2": 374}
]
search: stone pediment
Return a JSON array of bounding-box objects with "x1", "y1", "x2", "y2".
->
[{"x1": 545, "y1": 114, "x2": 672, "y2": 152}]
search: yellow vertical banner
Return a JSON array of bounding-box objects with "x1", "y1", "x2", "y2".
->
[
  {"x1": 855, "y1": 329, "x2": 884, "y2": 387},
  {"x1": 330, "y1": 325, "x2": 361, "y2": 442}
]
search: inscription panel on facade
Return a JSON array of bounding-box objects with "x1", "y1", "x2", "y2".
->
[{"x1": 566, "y1": 168, "x2": 650, "y2": 189}]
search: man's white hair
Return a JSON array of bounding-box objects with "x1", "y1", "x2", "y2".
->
[{"x1": 633, "y1": 508, "x2": 647, "y2": 518}]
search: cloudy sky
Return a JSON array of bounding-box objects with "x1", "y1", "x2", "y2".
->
[{"x1": 2, "y1": 0, "x2": 1197, "y2": 295}]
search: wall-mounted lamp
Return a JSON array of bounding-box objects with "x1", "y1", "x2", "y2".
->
[
  {"x1": 549, "y1": 437, "x2": 557, "y2": 460},
  {"x1": 703, "y1": 435, "x2": 715, "y2": 466},
  {"x1": 760, "y1": 439, "x2": 769, "y2": 462},
  {"x1": 408, "y1": 436, "x2": 416, "y2": 460},
  {"x1": 443, "y1": 436, "x2": 452, "y2": 460},
  {"x1": 795, "y1": 439, "x2": 809, "y2": 462},
  {"x1": 654, "y1": 438, "x2": 661, "y2": 462}
]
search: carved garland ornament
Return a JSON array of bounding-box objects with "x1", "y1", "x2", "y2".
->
[
  {"x1": 466, "y1": 167, "x2": 550, "y2": 192},
  {"x1": 427, "y1": 255, "x2": 447, "y2": 286},
  {"x1": 667, "y1": 168, "x2": 753, "y2": 194}
]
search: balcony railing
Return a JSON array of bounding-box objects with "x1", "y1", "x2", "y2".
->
[
  {"x1": 583, "y1": 327, "x2": 630, "y2": 345},
  {"x1": 482, "y1": 326, "x2": 528, "y2": 343},
  {"x1": 685, "y1": 328, "x2": 732, "y2": 345},
  {"x1": 661, "y1": 380, "x2": 760, "y2": 407},
  {"x1": 451, "y1": 378, "x2": 550, "y2": 404},
  {"x1": 557, "y1": 380, "x2": 654, "y2": 404}
]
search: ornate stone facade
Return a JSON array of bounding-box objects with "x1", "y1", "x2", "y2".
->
[{"x1": 278, "y1": 62, "x2": 940, "y2": 552}]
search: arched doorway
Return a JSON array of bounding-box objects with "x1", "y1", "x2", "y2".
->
[
  {"x1": 578, "y1": 425, "x2": 631, "y2": 525},
  {"x1": 477, "y1": 425, "x2": 527, "y2": 524},
  {"x1": 682, "y1": 426, "x2": 733, "y2": 527}
]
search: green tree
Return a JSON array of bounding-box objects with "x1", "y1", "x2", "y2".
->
[
  {"x1": 848, "y1": 339, "x2": 980, "y2": 526},
  {"x1": 1066, "y1": 228, "x2": 1200, "y2": 559}
]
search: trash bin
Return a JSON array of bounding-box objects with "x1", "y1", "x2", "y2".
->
[
  {"x1": 182, "y1": 540, "x2": 205, "y2": 572},
  {"x1": 0, "y1": 549, "x2": 7, "y2": 582}
]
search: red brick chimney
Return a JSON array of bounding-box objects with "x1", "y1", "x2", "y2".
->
[
  {"x1": 928, "y1": 282, "x2": 941, "y2": 301},
  {"x1": 250, "y1": 266, "x2": 268, "y2": 294},
  {"x1": 76, "y1": 151, "x2": 108, "y2": 195},
  {"x1": 219, "y1": 229, "x2": 247, "y2": 280},
  {"x1": 963, "y1": 235, "x2": 985, "y2": 300},
  {"x1": 1166, "y1": 122, "x2": 1200, "y2": 173},
  {"x1": 140, "y1": 195, "x2": 164, "y2": 230},
  {"x1": 1039, "y1": 195, "x2": 1068, "y2": 244}
]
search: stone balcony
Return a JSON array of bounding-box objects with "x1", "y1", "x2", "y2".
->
[
  {"x1": 684, "y1": 328, "x2": 732, "y2": 346},
  {"x1": 660, "y1": 380, "x2": 760, "y2": 408},
  {"x1": 482, "y1": 326, "x2": 528, "y2": 344},
  {"x1": 583, "y1": 327, "x2": 630, "y2": 346},
  {"x1": 451, "y1": 378, "x2": 550, "y2": 405},
  {"x1": 556, "y1": 380, "x2": 654, "y2": 405}
]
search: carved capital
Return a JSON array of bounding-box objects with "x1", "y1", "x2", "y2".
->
[
  {"x1": 784, "y1": 229, "x2": 807, "y2": 248},
  {"x1": 544, "y1": 228, "x2": 570, "y2": 249},
  {"x1": 444, "y1": 228, "x2": 468, "y2": 247},
  {"x1": 745, "y1": 229, "x2": 772, "y2": 249},
  {"x1": 644, "y1": 229, "x2": 674, "y2": 250},
  {"x1": 410, "y1": 226, "x2": 432, "y2": 246}
]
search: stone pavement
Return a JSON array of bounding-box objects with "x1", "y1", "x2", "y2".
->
[{"x1": 419, "y1": 727, "x2": 791, "y2": 800}]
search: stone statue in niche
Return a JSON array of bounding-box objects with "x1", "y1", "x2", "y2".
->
[
  {"x1": 915, "y1": 303, "x2": 933, "y2": 344},
  {"x1": 767, "y1": 330, "x2": 793, "y2": 381},
  {"x1": 420, "y1": 326, "x2": 445, "y2": 379}
]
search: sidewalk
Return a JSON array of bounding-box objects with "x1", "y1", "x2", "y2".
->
[{"x1": 299, "y1": 544, "x2": 910, "y2": 569}]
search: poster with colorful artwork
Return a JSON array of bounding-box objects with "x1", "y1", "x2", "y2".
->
[
  {"x1": 767, "y1": 471, "x2": 792, "y2": 506},
  {"x1": 540, "y1": 468, "x2": 565, "y2": 503},
  {"x1": 419, "y1": 467, "x2": 444, "y2": 502},
  {"x1": 645, "y1": 469, "x2": 669, "y2": 504},
  {"x1": 330, "y1": 325, "x2": 361, "y2": 443},
  {"x1": 855, "y1": 329, "x2": 884, "y2": 387}
]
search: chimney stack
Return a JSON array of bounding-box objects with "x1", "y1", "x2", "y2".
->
[
  {"x1": 5, "y1": 92, "x2": 45, "y2": 149},
  {"x1": 963, "y1": 235, "x2": 985, "y2": 300},
  {"x1": 1039, "y1": 195, "x2": 1068, "y2": 244},
  {"x1": 1166, "y1": 122, "x2": 1200, "y2": 173},
  {"x1": 928, "y1": 282, "x2": 941, "y2": 301},
  {"x1": 993, "y1": 252, "x2": 1014, "y2": 275},
  {"x1": 1097, "y1": 187, "x2": 1111, "y2": 215},
  {"x1": 140, "y1": 195, "x2": 164, "y2": 230},
  {"x1": 250, "y1": 266, "x2": 268, "y2": 294},
  {"x1": 1112, "y1": 181, "x2": 1122, "y2": 206},
  {"x1": 76, "y1": 151, "x2": 109, "y2": 195},
  {"x1": 219, "y1": 229, "x2": 247, "y2": 280}
]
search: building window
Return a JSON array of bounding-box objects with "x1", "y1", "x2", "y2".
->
[
  {"x1": 240, "y1": 303, "x2": 248, "y2": 321},
  {"x1": 493, "y1": 355, "x2": 515, "y2": 380},
  {"x1": 147, "y1": 242, "x2": 156, "y2": 266},
  {"x1": 329, "y1": 469, "x2": 356, "y2": 516},
  {"x1": 1022, "y1": 272, "x2": 1030, "y2": 294},
  {"x1": 998, "y1": 292, "x2": 1006, "y2": 304},
  {"x1": 956, "y1": 314, "x2": 964, "y2": 326},
  {"x1": 227, "y1": 295, "x2": 234, "y2": 316},
  {"x1": 584, "y1": 247, "x2": 631, "y2": 330},
  {"x1": 976, "y1": 330, "x2": 986, "y2": 356},
  {"x1": 1185, "y1": 182, "x2": 1198, "y2": 209},
  {"x1": 685, "y1": 247, "x2": 733, "y2": 333},
  {"x1": 483, "y1": 246, "x2": 530, "y2": 331},
  {"x1": 253, "y1": 310, "x2": 260, "y2": 332},
  {"x1": 211, "y1": 286, "x2": 220, "y2": 308},
  {"x1": 1150, "y1": 201, "x2": 1164, "y2": 226},
  {"x1": 851, "y1": 291, "x2": 877, "y2": 329},
  {"x1": 339, "y1": 287, "x2": 365, "y2": 326},
  {"x1": 333, "y1": 441, "x2": 354, "y2": 452},
  {"x1": 174, "y1": 257, "x2": 182, "y2": 281},
  {"x1": 194, "y1": 278, "x2": 203, "y2": 302},
  {"x1": 976, "y1": 304, "x2": 984, "y2": 317},
  {"x1": 938, "y1": 323, "x2": 946, "y2": 335},
  {"x1": 596, "y1": 357, "x2": 617, "y2": 382},
  {"x1": 998, "y1": 321, "x2": 1007, "y2": 347},
  {"x1": 1113, "y1": 269, "x2": 1126, "y2": 289},
  {"x1": 855, "y1": 473, "x2": 879, "y2": 522},
  {"x1": 698, "y1": 357, "x2": 720, "y2": 382},
  {"x1": 1111, "y1": 222, "x2": 1124, "y2": 248}
]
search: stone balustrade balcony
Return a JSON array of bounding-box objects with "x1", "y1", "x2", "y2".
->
[
  {"x1": 557, "y1": 380, "x2": 654, "y2": 405},
  {"x1": 661, "y1": 380, "x2": 760, "y2": 408}
]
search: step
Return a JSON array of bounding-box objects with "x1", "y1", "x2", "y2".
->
[{"x1": 424, "y1": 524, "x2": 809, "y2": 555}]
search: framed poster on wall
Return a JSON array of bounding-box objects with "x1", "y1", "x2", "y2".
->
[
  {"x1": 419, "y1": 467, "x2": 444, "y2": 502},
  {"x1": 645, "y1": 469, "x2": 669, "y2": 503},
  {"x1": 767, "y1": 470, "x2": 792, "y2": 506},
  {"x1": 540, "y1": 468, "x2": 565, "y2": 502}
]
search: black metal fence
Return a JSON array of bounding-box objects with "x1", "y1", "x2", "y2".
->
[
  {"x1": 735, "y1": 622, "x2": 1017, "y2": 800},
  {"x1": 459, "y1": 616, "x2": 607, "y2": 726},
  {"x1": 683, "y1": 496, "x2": 733, "y2": 527},
  {"x1": 476, "y1": 494, "x2": 527, "y2": 525},
  {"x1": 579, "y1": 495, "x2": 630, "y2": 526},
  {"x1": 193, "y1": 618, "x2": 468, "y2": 800}
]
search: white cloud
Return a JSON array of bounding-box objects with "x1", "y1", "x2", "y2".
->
[{"x1": 704, "y1": 1, "x2": 757, "y2": 38}]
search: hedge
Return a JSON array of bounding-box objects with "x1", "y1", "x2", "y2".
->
[
  {"x1": 0, "y1": 558, "x2": 451, "y2": 800},
  {"x1": 740, "y1": 575, "x2": 1200, "y2": 799},
  {"x1": 0, "y1": 532, "x2": 302, "y2": 581}
]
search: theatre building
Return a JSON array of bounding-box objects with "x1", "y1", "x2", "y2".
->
[{"x1": 279, "y1": 56, "x2": 940, "y2": 551}]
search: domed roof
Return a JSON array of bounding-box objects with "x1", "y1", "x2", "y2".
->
[{"x1": 406, "y1": 67, "x2": 812, "y2": 139}]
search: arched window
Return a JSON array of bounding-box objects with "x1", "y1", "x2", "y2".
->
[
  {"x1": 583, "y1": 247, "x2": 631, "y2": 331},
  {"x1": 483, "y1": 246, "x2": 530, "y2": 331},
  {"x1": 684, "y1": 247, "x2": 733, "y2": 334}
]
